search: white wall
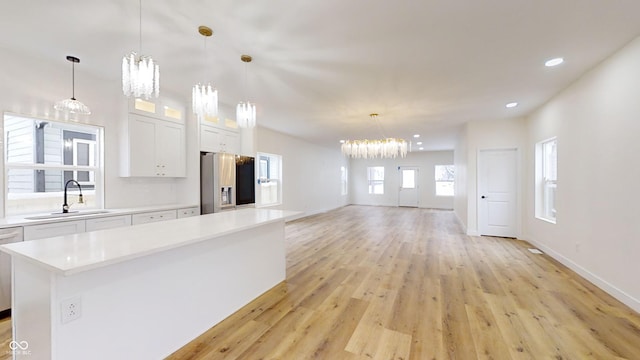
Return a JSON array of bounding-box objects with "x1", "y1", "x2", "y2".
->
[
  {"x1": 524, "y1": 36, "x2": 640, "y2": 312},
  {"x1": 453, "y1": 126, "x2": 468, "y2": 231},
  {"x1": 349, "y1": 151, "x2": 454, "y2": 209},
  {"x1": 461, "y1": 118, "x2": 527, "y2": 236},
  {"x1": 256, "y1": 127, "x2": 349, "y2": 217}
]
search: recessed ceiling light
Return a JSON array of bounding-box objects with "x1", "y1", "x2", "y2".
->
[
  {"x1": 339, "y1": 140, "x2": 345, "y2": 144},
  {"x1": 413, "y1": 134, "x2": 420, "y2": 138},
  {"x1": 505, "y1": 102, "x2": 518, "y2": 108},
  {"x1": 545, "y1": 57, "x2": 564, "y2": 67},
  {"x1": 416, "y1": 141, "x2": 423, "y2": 145},
  {"x1": 419, "y1": 147, "x2": 424, "y2": 150}
]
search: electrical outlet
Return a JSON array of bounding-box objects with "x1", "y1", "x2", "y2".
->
[{"x1": 60, "y1": 296, "x2": 82, "y2": 324}]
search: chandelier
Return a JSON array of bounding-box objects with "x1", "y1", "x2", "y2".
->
[
  {"x1": 192, "y1": 26, "x2": 218, "y2": 121},
  {"x1": 236, "y1": 55, "x2": 256, "y2": 128},
  {"x1": 54, "y1": 56, "x2": 91, "y2": 115},
  {"x1": 341, "y1": 114, "x2": 408, "y2": 159},
  {"x1": 122, "y1": 0, "x2": 159, "y2": 99}
]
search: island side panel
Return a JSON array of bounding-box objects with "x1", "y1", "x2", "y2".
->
[
  {"x1": 48, "y1": 220, "x2": 285, "y2": 360},
  {"x1": 12, "y1": 258, "x2": 53, "y2": 360}
]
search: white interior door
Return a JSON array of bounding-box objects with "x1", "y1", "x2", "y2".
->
[
  {"x1": 478, "y1": 149, "x2": 517, "y2": 237},
  {"x1": 398, "y1": 167, "x2": 419, "y2": 207}
]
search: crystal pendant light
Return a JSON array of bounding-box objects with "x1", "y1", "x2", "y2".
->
[
  {"x1": 192, "y1": 26, "x2": 218, "y2": 121},
  {"x1": 236, "y1": 55, "x2": 256, "y2": 128},
  {"x1": 54, "y1": 56, "x2": 91, "y2": 115},
  {"x1": 340, "y1": 114, "x2": 408, "y2": 159},
  {"x1": 122, "y1": 0, "x2": 159, "y2": 99}
]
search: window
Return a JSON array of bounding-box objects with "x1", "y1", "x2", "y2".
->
[
  {"x1": 257, "y1": 152, "x2": 282, "y2": 207},
  {"x1": 367, "y1": 167, "x2": 384, "y2": 194},
  {"x1": 4, "y1": 113, "x2": 103, "y2": 215},
  {"x1": 401, "y1": 169, "x2": 416, "y2": 189},
  {"x1": 435, "y1": 165, "x2": 455, "y2": 196},
  {"x1": 340, "y1": 166, "x2": 348, "y2": 195},
  {"x1": 536, "y1": 138, "x2": 557, "y2": 222}
]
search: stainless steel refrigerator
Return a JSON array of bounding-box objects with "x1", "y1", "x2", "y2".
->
[{"x1": 200, "y1": 152, "x2": 236, "y2": 214}]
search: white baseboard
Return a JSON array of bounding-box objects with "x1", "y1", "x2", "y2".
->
[
  {"x1": 527, "y1": 238, "x2": 640, "y2": 314},
  {"x1": 466, "y1": 229, "x2": 480, "y2": 236}
]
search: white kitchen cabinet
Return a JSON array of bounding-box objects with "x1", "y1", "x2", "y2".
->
[
  {"x1": 86, "y1": 215, "x2": 132, "y2": 232},
  {"x1": 177, "y1": 207, "x2": 200, "y2": 218},
  {"x1": 200, "y1": 124, "x2": 239, "y2": 154},
  {"x1": 24, "y1": 220, "x2": 86, "y2": 241},
  {"x1": 123, "y1": 113, "x2": 185, "y2": 177},
  {"x1": 0, "y1": 227, "x2": 23, "y2": 312},
  {"x1": 131, "y1": 210, "x2": 177, "y2": 225}
]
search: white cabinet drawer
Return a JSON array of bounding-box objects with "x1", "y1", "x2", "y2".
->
[
  {"x1": 24, "y1": 220, "x2": 86, "y2": 241},
  {"x1": 177, "y1": 207, "x2": 199, "y2": 219},
  {"x1": 131, "y1": 210, "x2": 177, "y2": 225},
  {"x1": 86, "y1": 215, "x2": 132, "y2": 232},
  {"x1": 0, "y1": 227, "x2": 23, "y2": 242}
]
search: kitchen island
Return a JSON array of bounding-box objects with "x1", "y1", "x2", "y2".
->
[{"x1": 0, "y1": 208, "x2": 298, "y2": 360}]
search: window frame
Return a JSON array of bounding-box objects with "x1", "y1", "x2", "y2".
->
[
  {"x1": 3, "y1": 113, "x2": 104, "y2": 216},
  {"x1": 256, "y1": 152, "x2": 282, "y2": 208},
  {"x1": 340, "y1": 166, "x2": 348, "y2": 196},
  {"x1": 434, "y1": 165, "x2": 455, "y2": 197},
  {"x1": 535, "y1": 137, "x2": 557, "y2": 223},
  {"x1": 367, "y1": 166, "x2": 385, "y2": 195}
]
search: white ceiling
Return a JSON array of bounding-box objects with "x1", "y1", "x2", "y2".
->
[{"x1": 3, "y1": 1, "x2": 640, "y2": 151}]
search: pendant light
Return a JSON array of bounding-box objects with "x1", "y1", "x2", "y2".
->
[
  {"x1": 192, "y1": 25, "x2": 218, "y2": 121},
  {"x1": 340, "y1": 114, "x2": 408, "y2": 159},
  {"x1": 122, "y1": 0, "x2": 159, "y2": 99},
  {"x1": 54, "y1": 56, "x2": 91, "y2": 115},
  {"x1": 236, "y1": 55, "x2": 256, "y2": 128}
]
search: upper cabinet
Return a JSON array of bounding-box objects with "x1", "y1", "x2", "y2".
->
[
  {"x1": 129, "y1": 98, "x2": 184, "y2": 124},
  {"x1": 121, "y1": 99, "x2": 186, "y2": 177},
  {"x1": 200, "y1": 117, "x2": 240, "y2": 154}
]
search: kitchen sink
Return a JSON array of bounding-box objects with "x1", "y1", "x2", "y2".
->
[{"x1": 24, "y1": 210, "x2": 111, "y2": 220}]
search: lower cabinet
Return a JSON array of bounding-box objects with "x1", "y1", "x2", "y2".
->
[
  {"x1": 24, "y1": 220, "x2": 86, "y2": 241},
  {"x1": 86, "y1": 215, "x2": 132, "y2": 232},
  {"x1": 22, "y1": 207, "x2": 196, "y2": 241},
  {"x1": 131, "y1": 210, "x2": 177, "y2": 225},
  {"x1": 177, "y1": 207, "x2": 200, "y2": 218}
]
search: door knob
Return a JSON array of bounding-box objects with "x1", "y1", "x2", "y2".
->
[{"x1": 481, "y1": 195, "x2": 486, "y2": 199}]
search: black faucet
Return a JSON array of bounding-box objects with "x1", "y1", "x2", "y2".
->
[{"x1": 62, "y1": 179, "x2": 84, "y2": 213}]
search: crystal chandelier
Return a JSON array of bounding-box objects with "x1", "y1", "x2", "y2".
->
[
  {"x1": 122, "y1": 0, "x2": 159, "y2": 99},
  {"x1": 236, "y1": 55, "x2": 256, "y2": 128},
  {"x1": 192, "y1": 26, "x2": 218, "y2": 121},
  {"x1": 54, "y1": 56, "x2": 91, "y2": 115},
  {"x1": 341, "y1": 114, "x2": 408, "y2": 159},
  {"x1": 237, "y1": 101, "x2": 256, "y2": 128}
]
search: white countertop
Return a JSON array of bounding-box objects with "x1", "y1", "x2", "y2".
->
[
  {"x1": 0, "y1": 204, "x2": 199, "y2": 228},
  {"x1": 0, "y1": 208, "x2": 300, "y2": 276}
]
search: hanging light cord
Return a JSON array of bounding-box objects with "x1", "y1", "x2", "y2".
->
[
  {"x1": 203, "y1": 34, "x2": 208, "y2": 79},
  {"x1": 139, "y1": 0, "x2": 143, "y2": 54},
  {"x1": 243, "y1": 60, "x2": 248, "y2": 100},
  {"x1": 372, "y1": 114, "x2": 388, "y2": 138},
  {"x1": 71, "y1": 60, "x2": 76, "y2": 100}
]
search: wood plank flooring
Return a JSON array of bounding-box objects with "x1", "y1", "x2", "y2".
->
[
  {"x1": 1, "y1": 205, "x2": 639, "y2": 359},
  {"x1": 167, "y1": 205, "x2": 640, "y2": 359}
]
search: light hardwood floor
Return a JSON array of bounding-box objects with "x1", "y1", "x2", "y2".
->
[
  {"x1": 1, "y1": 206, "x2": 639, "y2": 359},
  {"x1": 167, "y1": 205, "x2": 640, "y2": 359}
]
